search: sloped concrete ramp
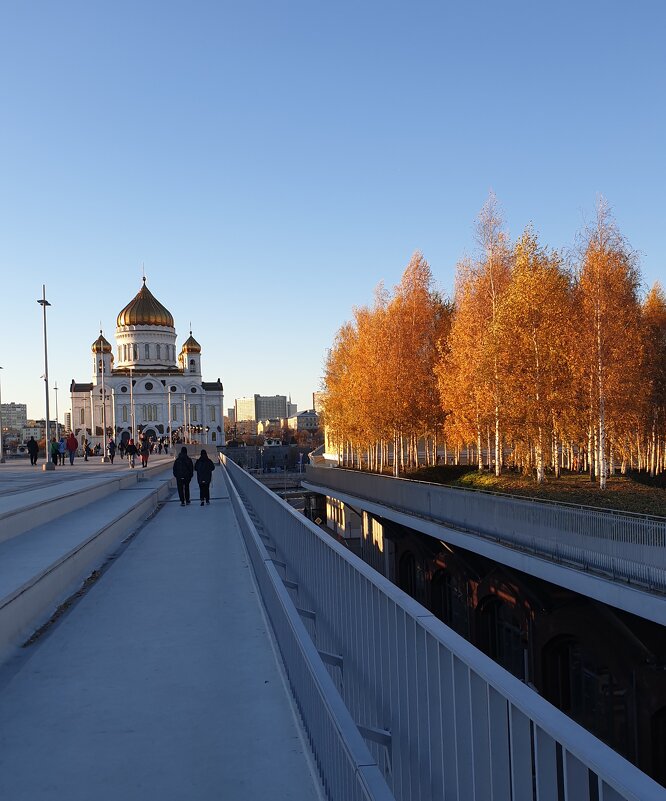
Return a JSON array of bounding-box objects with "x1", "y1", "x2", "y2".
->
[{"x1": 0, "y1": 480, "x2": 322, "y2": 800}]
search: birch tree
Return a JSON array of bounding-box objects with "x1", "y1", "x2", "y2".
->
[
  {"x1": 575, "y1": 198, "x2": 641, "y2": 489},
  {"x1": 499, "y1": 228, "x2": 572, "y2": 482}
]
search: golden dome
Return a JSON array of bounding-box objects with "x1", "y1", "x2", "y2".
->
[
  {"x1": 181, "y1": 332, "x2": 201, "y2": 353},
  {"x1": 92, "y1": 332, "x2": 113, "y2": 353},
  {"x1": 116, "y1": 278, "x2": 175, "y2": 328}
]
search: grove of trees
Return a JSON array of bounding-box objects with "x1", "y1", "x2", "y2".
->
[{"x1": 323, "y1": 196, "x2": 666, "y2": 485}]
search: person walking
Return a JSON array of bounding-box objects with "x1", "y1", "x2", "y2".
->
[
  {"x1": 57, "y1": 436, "x2": 66, "y2": 465},
  {"x1": 27, "y1": 436, "x2": 39, "y2": 466},
  {"x1": 194, "y1": 449, "x2": 216, "y2": 506},
  {"x1": 49, "y1": 437, "x2": 59, "y2": 467},
  {"x1": 126, "y1": 438, "x2": 137, "y2": 468},
  {"x1": 66, "y1": 432, "x2": 78, "y2": 465},
  {"x1": 83, "y1": 438, "x2": 89, "y2": 461},
  {"x1": 140, "y1": 436, "x2": 150, "y2": 468},
  {"x1": 107, "y1": 437, "x2": 116, "y2": 465},
  {"x1": 173, "y1": 446, "x2": 194, "y2": 506},
  {"x1": 118, "y1": 440, "x2": 125, "y2": 460}
]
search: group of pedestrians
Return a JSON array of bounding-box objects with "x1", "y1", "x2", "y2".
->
[
  {"x1": 26, "y1": 433, "x2": 81, "y2": 467},
  {"x1": 173, "y1": 448, "x2": 216, "y2": 507}
]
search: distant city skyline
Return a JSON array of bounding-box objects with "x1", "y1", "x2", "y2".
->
[{"x1": 1, "y1": 2, "x2": 664, "y2": 422}]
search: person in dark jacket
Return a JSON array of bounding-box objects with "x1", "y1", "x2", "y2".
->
[
  {"x1": 194, "y1": 449, "x2": 216, "y2": 506},
  {"x1": 27, "y1": 436, "x2": 39, "y2": 465},
  {"x1": 139, "y1": 436, "x2": 150, "y2": 468},
  {"x1": 107, "y1": 438, "x2": 116, "y2": 464},
  {"x1": 173, "y1": 446, "x2": 194, "y2": 506},
  {"x1": 126, "y1": 438, "x2": 138, "y2": 468}
]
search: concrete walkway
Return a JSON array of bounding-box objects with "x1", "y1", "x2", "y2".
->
[{"x1": 0, "y1": 473, "x2": 322, "y2": 800}]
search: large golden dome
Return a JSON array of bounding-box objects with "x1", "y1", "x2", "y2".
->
[{"x1": 116, "y1": 279, "x2": 175, "y2": 328}]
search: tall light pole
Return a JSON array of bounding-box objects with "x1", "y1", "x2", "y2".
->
[
  {"x1": 167, "y1": 386, "x2": 172, "y2": 447},
  {"x1": 129, "y1": 365, "x2": 135, "y2": 441},
  {"x1": 100, "y1": 332, "x2": 110, "y2": 463},
  {"x1": 38, "y1": 285, "x2": 55, "y2": 471},
  {"x1": 53, "y1": 381, "x2": 59, "y2": 440},
  {"x1": 0, "y1": 366, "x2": 5, "y2": 463}
]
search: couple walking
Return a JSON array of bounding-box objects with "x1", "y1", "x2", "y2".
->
[{"x1": 173, "y1": 448, "x2": 216, "y2": 507}]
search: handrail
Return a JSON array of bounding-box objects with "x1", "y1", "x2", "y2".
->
[
  {"x1": 224, "y1": 456, "x2": 665, "y2": 801},
  {"x1": 305, "y1": 465, "x2": 666, "y2": 594},
  {"x1": 220, "y1": 454, "x2": 394, "y2": 801}
]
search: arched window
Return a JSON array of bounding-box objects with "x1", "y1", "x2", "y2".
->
[
  {"x1": 398, "y1": 552, "x2": 417, "y2": 598},
  {"x1": 122, "y1": 406, "x2": 128, "y2": 422},
  {"x1": 156, "y1": 344, "x2": 161, "y2": 359},
  {"x1": 145, "y1": 344, "x2": 150, "y2": 359},
  {"x1": 431, "y1": 570, "x2": 468, "y2": 637},
  {"x1": 651, "y1": 708, "x2": 666, "y2": 785},
  {"x1": 132, "y1": 344, "x2": 138, "y2": 360},
  {"x1": 211, "y1": 431, "x2": 216, "y2": 441},
  {"x1": 478, "y1": 598, "x2": 525, "y2": 680},
  {"x1": 542, "y1": 637, "x2": 630, "y2": 758},
  {"x1": 80, "y1": 408, "x2": 85, "y2": 424}
]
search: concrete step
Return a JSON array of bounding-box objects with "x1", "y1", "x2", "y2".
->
[
  {"x1": 0, "y1": 460, "x2": 173, "y2": 544},
  {"x1": 0, "y1": 473, "x2": 174, "y2": 663}
]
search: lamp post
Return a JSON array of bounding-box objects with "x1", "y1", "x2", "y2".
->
[
  {"x1": 0, "y1": 366, "x2": 5, "y2": 463},
  {"x1": 37, "y1": 285, "x2": 55, "y2": 471},
  {"x1": 167, "y1": 386, "x2": 172, "y2": 447},
  {"x1": 129, "y1": 365, "x2": 135, "y2": 441},
  {"x1": 100, "y1": 332, "x2": 110, "y2": 463},
  {"x1": 53, "y1": 381, "x2": 59, "y2": 440}
]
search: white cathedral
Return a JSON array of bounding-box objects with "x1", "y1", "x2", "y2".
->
[{"x1": 70, "y1": 279, "x2": 225, "y2": 450}]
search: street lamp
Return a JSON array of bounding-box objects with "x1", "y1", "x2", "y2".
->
[
  {"x1": 129, "y1": 365, "x2": 135, "y2": 441},
  {"x1": 53, "y1": 381, "x2": 59, "y2": 440},
  {"x1": 37, "y1": 285, "x2": 55, "y2": 471},
  {"x1": 167, "y1": 386, "x2": 172, "y2": 446},
  {"x1": 99, "y1": 331, "x2": 110, "y2": 463},
  {"x1": 0, "y1": 366, "x2": 5, "y2": 463}
]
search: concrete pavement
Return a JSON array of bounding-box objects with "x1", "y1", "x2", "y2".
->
[{"x1": 0, "y1": 466, "x2": 323, "y2": 800}]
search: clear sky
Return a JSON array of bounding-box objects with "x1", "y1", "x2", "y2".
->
[{"x1": 1, "y1": 1, "x2": 664, "y2": 423}]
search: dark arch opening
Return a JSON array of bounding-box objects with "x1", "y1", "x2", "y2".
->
[
  {"x1": 431, "y1": 569, "x2": 468, "y2": 637},
  {"x1": 477, "y1": 596, "x2": 525, "y2": 680},
  {"x1": 398, "y1": 552, "x2": 416, "y2": 598},
  {"x1": 651, "y1": 707, "x2": 666, "y2": 785}
]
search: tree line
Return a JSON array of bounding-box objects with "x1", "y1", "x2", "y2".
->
[{"x1": 323, "y1": 196, "x2": 666, "y2": 486}]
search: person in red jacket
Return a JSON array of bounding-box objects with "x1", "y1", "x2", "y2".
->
[{"x1": 66, "y1": 432, "x2": 78, "y2": 465}]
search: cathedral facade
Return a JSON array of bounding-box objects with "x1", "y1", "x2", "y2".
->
[{"x1": 70, "y1": 279, "x2": 224, "y2": 450}]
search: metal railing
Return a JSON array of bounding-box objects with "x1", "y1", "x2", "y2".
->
[
  {"x1": 220, "y1": 455, "x2": 394, "y2": 801},
  {"x1": 222, "y1": 456, "x2": 664, "y2": 801},
  {"x1": 304, "y1": 466, "x2": 666, "y2": 593}
]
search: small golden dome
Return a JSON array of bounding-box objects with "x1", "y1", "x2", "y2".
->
[
  {"x1": 181, "y1": 332, "x2": 201, "y2": 353},
  {"x1": 116, "y1": 278, "x2": 175, "y2": 328},
  {"x1": 92, "y1": 332, "x2": 113, "y2": 353}
]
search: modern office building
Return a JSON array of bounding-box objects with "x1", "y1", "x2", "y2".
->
[
  {"x1": 234, "y1": 397, "x2": 256, "y2": 422},
  {"x1": 235, "y1": 394, "x2": 291, "y2": 423},
  {"x1": 255, "y1": 395, "x2": 288, "y2": 421},
  {"x1": 1, "y1": 402, "x2": 27, "y2": 432}
]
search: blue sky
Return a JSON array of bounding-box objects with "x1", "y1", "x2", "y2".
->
[{"x1": 1, "y1": 1, "x2": 664, "y2": 422}]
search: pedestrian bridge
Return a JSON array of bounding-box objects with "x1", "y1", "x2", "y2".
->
[{"x1": 0, "y1": 455, "x2": 662, "y2": 800}]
